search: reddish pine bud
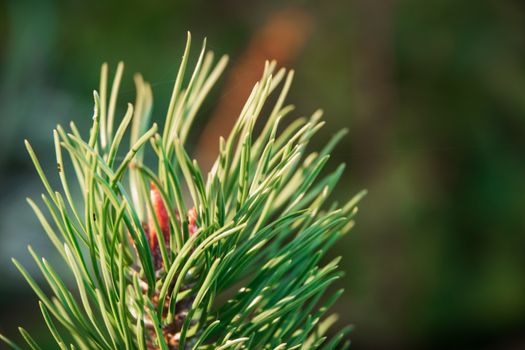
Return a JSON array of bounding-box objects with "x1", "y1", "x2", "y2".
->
[
  {"x1": 148, "y1": 183, "x2": 170, "y2": 251},
  {"x1": 188, "y1": 207, "x2": 198, "y2": 236},
  {"x1": 142, "y1": 182, "x2": 199, "y2": 270}
]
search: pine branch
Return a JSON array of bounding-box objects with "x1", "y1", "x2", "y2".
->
[{"x1": 2, "y1": 32, "x2": 366, "y2": 350}]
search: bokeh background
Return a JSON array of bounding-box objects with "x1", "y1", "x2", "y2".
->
[{"x1": 1, "y1": 0, "x2": 525, "y2": 349}]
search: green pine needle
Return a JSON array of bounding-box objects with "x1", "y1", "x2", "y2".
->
[{"x1": 1, "y1": 32, "x2": 365, "y2": 350}]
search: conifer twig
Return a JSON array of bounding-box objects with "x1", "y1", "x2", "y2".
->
[{"x1": 1, "y1": 32, "x2": 365, "y2": 350}]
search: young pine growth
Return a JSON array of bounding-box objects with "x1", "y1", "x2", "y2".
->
[{"x1": 0, "y1": 34, "x2": 365, "y2": 350}]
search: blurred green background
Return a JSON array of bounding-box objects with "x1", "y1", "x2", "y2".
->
[{"x1": 1, "y1": 0, "x2": 525, "y2": 349}]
